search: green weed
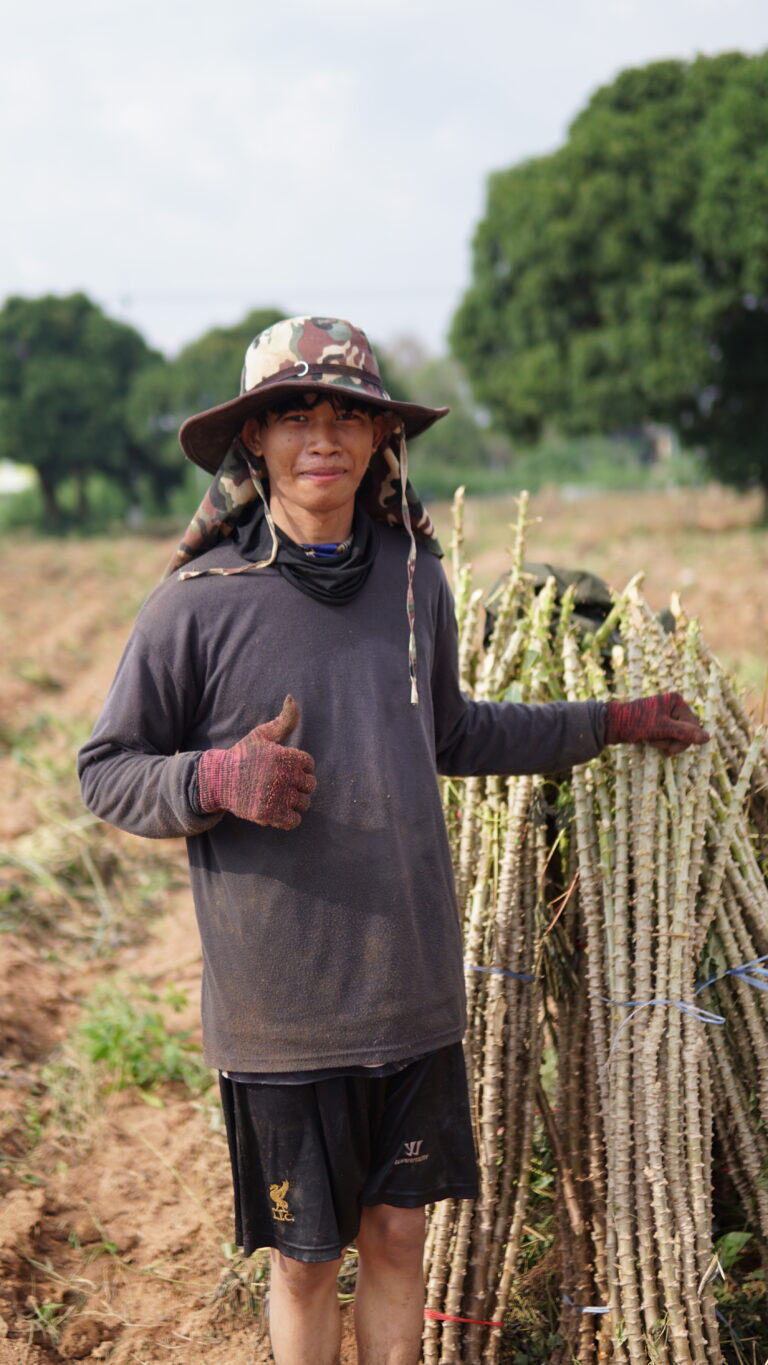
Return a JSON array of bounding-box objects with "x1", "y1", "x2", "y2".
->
[
  {"x1": 76, "y1": 981, "x2": 209, "y2": 1091},
  {"x1": 13, "y1": 659, "x2": 63, "y2": 691},
  {"x1": 67, "y1": 1226, "x2": 119, "y2": 1263},
  {"x1": 26, "y1": 1297, "x2": 66, "y2": 1346},
  {"x1": 24, "y1": 1101, "x2": 44, "y2": 1146},
  {"x1": 43, "y1": 978, "x2": 212, "y2": 1133},
  {"x1": 717, "y1": 1231, "x2": 753, "y2": 1273}
]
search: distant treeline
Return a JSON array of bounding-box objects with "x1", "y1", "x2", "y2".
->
[
  {"x1": 0, "y1": 290, "x2": 704, "y2": 533},
  {"x1": 0, "y1": 294, "x2": 528, "y2": 527},
  {"x1": 1, "y1": 50, "x2": 767, "y2": 527}
]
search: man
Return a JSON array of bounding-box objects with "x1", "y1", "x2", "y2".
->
[{"x1": 78, "y1": 316, "x2": 707, "y2": 1365}]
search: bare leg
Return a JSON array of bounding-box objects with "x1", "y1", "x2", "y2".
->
[
  {"x1": 268, "y1": 1248, "x2": 343, "y2": 1365},
  {"x1": 354, "y1": 1204, "x2": 426, "y2": 1365}
]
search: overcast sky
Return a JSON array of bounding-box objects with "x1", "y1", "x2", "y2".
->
[{"x1": 2, "y1": 0, "x2": 766, "y2": 359}]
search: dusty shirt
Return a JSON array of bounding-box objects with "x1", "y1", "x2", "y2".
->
[{"x1": 78, "y1": 526, "x2": 605, "y2": 1072}]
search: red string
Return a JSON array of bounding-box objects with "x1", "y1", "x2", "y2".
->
[{"x1": 424, "y1": 1308, "x2": 504, "y2": 1328}]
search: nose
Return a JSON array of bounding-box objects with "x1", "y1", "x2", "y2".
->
[{"x1": 305, "y1": 416, "x2": 341, "y2": 454}]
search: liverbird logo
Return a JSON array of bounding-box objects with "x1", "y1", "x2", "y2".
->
[{"x1": 269, "y1": 1179, "x2": 295, "y2": 1222}]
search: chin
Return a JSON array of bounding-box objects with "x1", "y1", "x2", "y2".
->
[{"x1": 304, "y1": 489, "x2": 355, "y2": 513}]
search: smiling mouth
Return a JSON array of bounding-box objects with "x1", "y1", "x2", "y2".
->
[{"x1": 299, "y1": 468, "x2": 347, "y2": 481}]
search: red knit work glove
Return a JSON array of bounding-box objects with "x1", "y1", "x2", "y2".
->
[
  {"x1": 197, "y1": 695, "x2": 316, "y2": 830},
  {"x1": 604, "y1": 692, "x2": 710, "y2": 756}
]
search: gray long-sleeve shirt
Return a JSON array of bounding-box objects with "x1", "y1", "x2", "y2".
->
[{"x1": 78, "y1": 527, "x2": 605, "y2": 1071}]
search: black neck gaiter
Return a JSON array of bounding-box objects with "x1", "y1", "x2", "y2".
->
[{"x1": 231, "y1": 499, "x2": 379, "y2": 606}]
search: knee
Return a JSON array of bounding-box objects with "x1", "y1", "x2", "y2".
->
[
  {"x1": 357, "y1": 1205, "x2": 426, "y2": 1269},
  {"x1": 270, "y1": 1249, "x2": 341, "y2": 1300}
]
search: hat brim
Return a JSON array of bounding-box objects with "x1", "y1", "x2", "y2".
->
[{"x1": 179, "y1": 382, "x2": 450, "y2": 474}]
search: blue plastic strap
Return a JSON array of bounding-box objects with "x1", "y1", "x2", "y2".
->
[
  {"x1": 465, "y1": 963, "x2": 535, "y2": 983},
  {"x1": 599, "y1": 997, "x2": 725, "y2": 1070},
  {"x1": 562, "y1": 1293, "x2": 609, "y2": 1315},
  {"x1": 695, "y1": 953, "x2": 768, "y2": 996}
]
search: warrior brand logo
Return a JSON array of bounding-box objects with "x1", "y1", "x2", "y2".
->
[
  {"x1": 395, "y1": 1138, "x2": 429, "y2": 1166},
  {"x1": 269, "y1": 1179, "x2": 296, "y2": 1222}
]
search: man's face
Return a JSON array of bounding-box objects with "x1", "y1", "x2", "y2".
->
[{"x1": 240, "y1": 394, "x2": 387, "y2": 541}]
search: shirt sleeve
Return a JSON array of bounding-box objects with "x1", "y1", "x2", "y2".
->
[
  {"x1": 77, "y1": 594, "x2": 223, "y2": 840},
  {"x1": 430, "y1": 574, "x2": 606, "y2": 777}
]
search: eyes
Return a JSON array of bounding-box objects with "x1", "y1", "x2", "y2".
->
[{"x1": 278, "y1": 408, "x2": 368, "y2": 426}]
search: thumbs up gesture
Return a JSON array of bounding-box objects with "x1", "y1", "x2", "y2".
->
[{"x1": 197, "y1": 696, "x2": 317, "y2": 830}]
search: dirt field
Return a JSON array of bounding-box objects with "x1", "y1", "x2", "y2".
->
[{"x1": 1, "y1": 484, "x2": 766, "y2": 1363}]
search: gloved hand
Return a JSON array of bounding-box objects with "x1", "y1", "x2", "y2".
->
[
  {"x1": 604, "y1": 692, "x2": 710, "y2": 756},
  {"x1": 197, "y1": 695, "x2": 316, "y2": 830}
]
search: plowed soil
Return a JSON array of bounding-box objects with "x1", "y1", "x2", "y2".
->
[{"x1": 1, "y1": 485, "x2": 766, "y2": 1363}]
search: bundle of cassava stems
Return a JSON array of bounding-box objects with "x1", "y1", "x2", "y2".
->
[{"x1": 423, "y1": 493, "x2": 768, "y2": 1365}]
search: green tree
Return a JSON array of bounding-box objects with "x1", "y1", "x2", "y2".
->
[
  {"x1": 0, "y1": 292, "x2": 159, "y2": 522},
  {"x1": 127, "y1": 307, "x2": 284, "y2": 496},
  {"x1": 452, "y1": 52, "x2": 768, "y2": 508}
]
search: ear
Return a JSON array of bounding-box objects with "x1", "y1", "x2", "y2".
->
[{"x1": 240, "y1": 417, "x2": 263, "y2": 457}]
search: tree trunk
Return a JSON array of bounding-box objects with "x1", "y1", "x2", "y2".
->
[
  {"x1": 75, "y1": 471, "x2": 90, "y2": 523},
  {"x1": 37, "y1": 469, "x2": 62, "y2": 525}
]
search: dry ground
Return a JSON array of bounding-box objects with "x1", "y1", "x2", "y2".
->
[{"x1": 1, "y1": 485, "x2": 766, "y2": 1363}]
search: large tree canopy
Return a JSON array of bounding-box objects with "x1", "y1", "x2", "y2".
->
[
  {"x1": 452, "y1": 52, "x2": 768, "y2": 499},
  {"x1": 0, "y1": 292, "x2": 160, "y2": 520}
]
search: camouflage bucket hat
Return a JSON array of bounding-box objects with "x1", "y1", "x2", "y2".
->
[{"x1": 179, "y1": 315, "x2": 449, "y2": 473}]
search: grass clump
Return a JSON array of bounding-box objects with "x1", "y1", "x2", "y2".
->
[
  {"x1": 74, "y1": 980, "x2": 211, "y2": 1092},
  {"x1": 25, "y1": 1297, "x2": 67, "y2": 1347},
  {"x1": 43, "y1": 978, "x2": 213, "y2": 1134},
  {"x1": 213, "y1": 1244, "x2": 271, "y2": 1323},
  {"x1": 0, "y1": 714, "x2": 183, "y2": 953}
]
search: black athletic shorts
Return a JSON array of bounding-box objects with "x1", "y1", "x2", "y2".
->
[{"x1": 219, "y1": 1042, "x2": 478, "y2": 1262}]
